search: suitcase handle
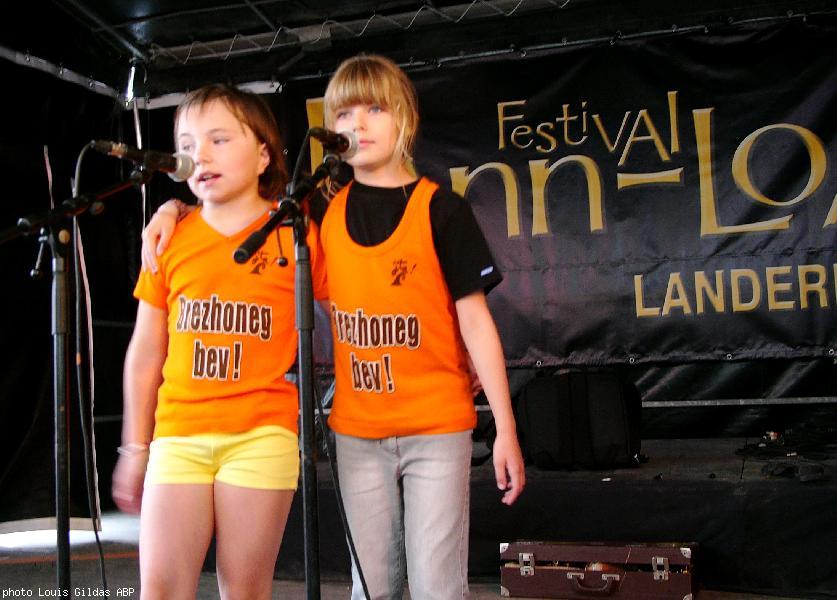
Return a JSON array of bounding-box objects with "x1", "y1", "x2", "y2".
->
[{"x1": 567, "y1": 571, "x2": 621, "y2": 595}]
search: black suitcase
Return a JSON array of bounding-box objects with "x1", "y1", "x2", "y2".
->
[{"x1": 516, "y1": 369, "x2": 641, "y2": 469}]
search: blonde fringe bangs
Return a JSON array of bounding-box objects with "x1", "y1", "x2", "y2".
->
[{"x1": 324, "y1": 55, "x2": 418, "y2": 163}]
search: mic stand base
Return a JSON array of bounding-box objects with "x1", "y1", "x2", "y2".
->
[{"x1": 0, "y1": 169, "x2": 155, "y2": 594}]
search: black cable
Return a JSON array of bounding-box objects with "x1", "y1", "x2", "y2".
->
[
  {"x1": 736, "y1": 428, "x2": 837, "y2": 461},
  {"x1": 69, "y1": 142, "x2": 109, "y2": 590},
  {"x1": 289, "y1": 129, "x2": 314, "y2": 196},
  {"x1": 737, "y1": 437, "x2": 749, "y2": 481},
  {"x1": 736, "y1": 427, "x2": 837, "y2": 483},
  {"x1": 313, "y1": 373, "x2": 371, "y2": 600},
  {"x1": 72, "y1": 217, "x2": 108, "y2": 593}
]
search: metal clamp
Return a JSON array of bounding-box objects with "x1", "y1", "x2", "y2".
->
[
  {"x1": 652, "y1": 556, "x2": 670, "y2": 581},
  {"x1": 519, "y1": 552, "x2": 534, "y2": 576}
]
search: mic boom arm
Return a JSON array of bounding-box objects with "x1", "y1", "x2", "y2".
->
[{"x1": 233, "y1": 154, "x2": 342, "y2": 264}]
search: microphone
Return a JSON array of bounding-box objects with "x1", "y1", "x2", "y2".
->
[
  {"x1": 308, "y1": 128, "x2": 358, "y2": 159},
  {"x1": 90, "y1": 140, "x2": 195, "y2": 182}
]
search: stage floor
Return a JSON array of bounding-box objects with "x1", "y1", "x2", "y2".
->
[
  {"x1": 1, "y1": 437, "x2": 835, "y2": 598},
  {"x1": 466, "y1": 437, "x2": 837, "y2": 599},
  {"x1": 0, "y1": 511, "x2": 811, "y2": 600}
]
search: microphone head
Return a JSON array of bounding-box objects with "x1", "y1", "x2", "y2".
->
[
  {"x1": 90, "y1": 140, "x2": 116, "y2": 155},
  {"x1": 168, "y1": 153, "x2": 195, "y2": 182},
  {"x1": 337, "y1": 130, "x2": 358, "y2": 159}
]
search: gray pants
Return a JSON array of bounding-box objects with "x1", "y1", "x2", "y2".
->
[{"x1": 336, "y1": 431, "x2": 473, "y2": 600}]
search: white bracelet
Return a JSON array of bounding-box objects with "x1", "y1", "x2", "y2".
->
[{"x1": 117, "y1": 442, "x2": 149, "y2": 457}]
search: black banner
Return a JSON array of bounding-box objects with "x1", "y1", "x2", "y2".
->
[{"x1": 286, "y1": 19, "x2": 836, "y2": 367}]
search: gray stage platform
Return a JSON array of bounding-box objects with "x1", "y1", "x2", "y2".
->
[
  {"x1": 1, "y1": 437, "x2": 834, "y2": 598},
  {"x1": 0, "y1": 511, "x2": 811, "y2": 600},
  {"x1": 273, "y1": 437, "x2": 837, "y2": 598}
]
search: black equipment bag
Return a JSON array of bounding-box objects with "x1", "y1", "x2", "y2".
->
[{"x1": 516, "y1": 369, "x2": 642, "y2": 470}]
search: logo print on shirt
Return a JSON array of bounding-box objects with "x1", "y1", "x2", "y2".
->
[
  {"x1": 250, "y1": 250, "x2": 270, "y2": 275},
  {"x1": 249, "y1": 250, "x2": 286, "y2": 275},
  {"x1": 391, "y1": 259, "x2": 416, "y2": 286}
]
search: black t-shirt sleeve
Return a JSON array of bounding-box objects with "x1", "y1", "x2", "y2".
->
[
  {"x1": 308, "y1": 189, "x2": 329, "y2": 227},
  {"x1": 430, "y1": 188, "x2": 503, "y2": 300}
]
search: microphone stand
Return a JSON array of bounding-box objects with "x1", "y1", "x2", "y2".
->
[
  {"x1": 235, "y1": 153, "x2": 341, "y2": 600},
  {"x1": 1, "y1": 168, "x2": 153, "y2": 595}
]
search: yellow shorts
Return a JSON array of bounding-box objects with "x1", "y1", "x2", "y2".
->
[{"x1": 145, "y1": 425, "x2": 299, "y2": 490}]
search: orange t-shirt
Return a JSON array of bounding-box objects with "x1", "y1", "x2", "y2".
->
[
  {"x1": 321, "y1": 177, "x2": 476, "y2": 439},
  {"x1": 134, "y1": 206, "x2": 328, "y2": 438}
]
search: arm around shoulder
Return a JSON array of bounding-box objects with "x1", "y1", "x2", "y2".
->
[{"x1": 141, "y1": 199, "x2": 195, "y2": 273}]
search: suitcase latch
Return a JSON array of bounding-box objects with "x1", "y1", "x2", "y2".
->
[
  {"x1": 518, "y1": 552, "x2": 534, "y2": 576},
  {"x1": 652, "y1": 556, "x2": 670, "y2": 581}
]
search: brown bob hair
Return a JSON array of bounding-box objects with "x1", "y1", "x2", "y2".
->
[{"x1": 174, "y1": 83, "x2": 288, "y2": 199}]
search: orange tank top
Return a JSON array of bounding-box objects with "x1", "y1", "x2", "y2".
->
[
  {"x1": 321, "y1": 177, "x2": 476, "y2": 438},
  {"x1": 134, "y1": 206, "x2": 328, "y2": 438}
]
